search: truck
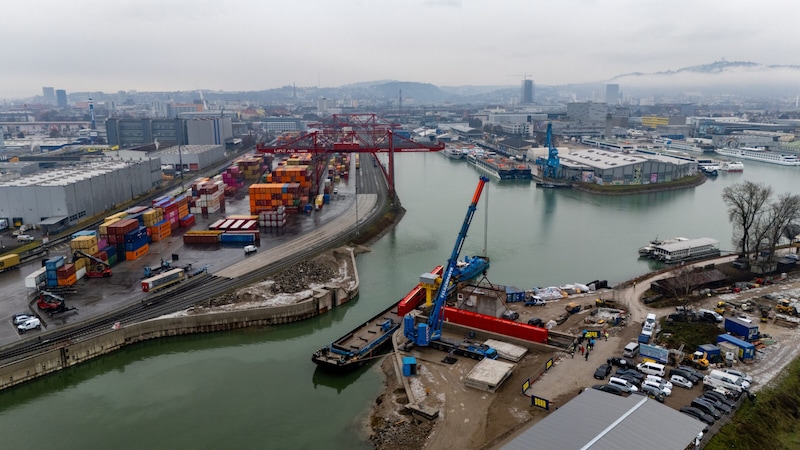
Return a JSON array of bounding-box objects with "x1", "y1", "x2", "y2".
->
[
  {"x1": 723, "y1": 317, "x2": 759, "y2": 341},
  {"x1": 0, "y1": 254, "x2": 21, "y2": 273},
  {"x1": 565, "y1": 302, "x2": 582, "y2": 314},
  {"x1": 74, "y1": 250, "x2": 112, "y2": 278},
  {"x1": 35, "y1": 291, "x2": 77, "y2": 316},
  {"x1": 143, "y1": 259, "x2": 172, "y2": 278}
]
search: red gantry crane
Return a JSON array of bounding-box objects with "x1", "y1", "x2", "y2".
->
[{"x1": 256, "y1": 113, "x2": 444, "y2": 201}]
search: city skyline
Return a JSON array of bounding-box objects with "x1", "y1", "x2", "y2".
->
[{"x1": 1, "y1": 0, "x2": 798, "y2": 100}]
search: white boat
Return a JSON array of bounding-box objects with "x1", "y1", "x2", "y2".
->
[
  {"x1": 443, "y1": 146, "x2": 467, "y2": 160},
  {"x1": 715, "y1": 147, "x2": 800, "y2": 166},
  {"x1": 720, "y1": 161, "x2": 744, "y2": 172},
  {"x1": 638, "y1": 237, "x2": 688, "y2": 257}
]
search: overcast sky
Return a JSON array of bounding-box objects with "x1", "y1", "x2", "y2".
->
[{"x1": 1, "y1": 0, "x2": 797, "y2": 100}]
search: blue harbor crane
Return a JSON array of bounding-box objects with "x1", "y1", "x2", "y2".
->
[
  {"x1": 542, "y1": 123, "x2": 560, "y2": 179},
  {"x1": 403, "y1": 176, "x2": 497, "y2": 360}
]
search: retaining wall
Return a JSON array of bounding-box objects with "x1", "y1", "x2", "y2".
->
[{"x1": 0, "y1": 250, "x2": 359, "y2": 391}]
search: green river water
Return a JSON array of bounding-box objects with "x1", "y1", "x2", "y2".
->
[{"x1": 0, "y1": 153, "x2": 797, "y2": 449}]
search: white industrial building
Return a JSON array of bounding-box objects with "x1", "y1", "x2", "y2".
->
[{"x1": 0, "y1": 159, "x2": 161, "y2": 229}]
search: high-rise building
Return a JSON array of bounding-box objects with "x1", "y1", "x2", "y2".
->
[
  {"x1": 605, "y1": 84, "x2": 620, "y2": 105},
  {"x1": 42, "y1": 87, "x2": 55, "y2": 105},
  {"x1": 521, "y1": 79, "x2": 534, "y2": 104},
  {"x1": 56, "y1": 89, "x2": 68, "y2": 108}
]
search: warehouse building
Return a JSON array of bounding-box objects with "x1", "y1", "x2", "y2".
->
[
  {"x1": 559, "y1": 148, "x2": 695, "y2": 185},
  {"x1": 154, "y1": 144, "x2": 225, "y2": 173},
  {"x1": 0, "y1": 159, "x2": 161, "y2": 229},
  {"x1": 501, "y1": 389, "x2": 705, "y2": 449}
]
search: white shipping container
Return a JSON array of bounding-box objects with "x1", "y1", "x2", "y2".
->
[
  {"x1": 76, "y1": 267, "x2": 87, "y2": 280},
  {"x1": 25, "y1": 267, "x2": 47, "y2": 289}
]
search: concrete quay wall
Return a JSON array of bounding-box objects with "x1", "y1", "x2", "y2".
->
[{"x1": 0, "y1": 251, "x2": 360, "y2": 391}]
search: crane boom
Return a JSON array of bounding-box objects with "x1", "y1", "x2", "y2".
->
[{"x1": 404, "y1": 176, "x2": 489, "y2": 346}]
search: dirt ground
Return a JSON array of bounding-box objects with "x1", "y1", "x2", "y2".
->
[
  {"x1": 196, "y1": 248, "x2": 800, "y2": 450},
  {"x1": 366, "y1": 263, "x2": 800, "y2": 450}
]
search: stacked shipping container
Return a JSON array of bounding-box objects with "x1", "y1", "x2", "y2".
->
[{"x1": 44, "y1": 256, "x2": 78, "y2": 287}]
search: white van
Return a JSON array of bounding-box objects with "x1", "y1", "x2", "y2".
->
[
  {"x1": 623, "y1": 342, "x2": 640, "y2": 358},
  {"x1": 636, "y1": 361, "x2": 665, "y2": 377},
  {"x1": 704, "y1": 369, "x2": 748, "y2": 394},
  {"x1": 608, "y1": 376, "x2": 639, "y2": 393}
]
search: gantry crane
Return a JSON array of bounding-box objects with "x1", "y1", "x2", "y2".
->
[{"x1": 256, "y1": 113, "x2": 445, "y2": 201}]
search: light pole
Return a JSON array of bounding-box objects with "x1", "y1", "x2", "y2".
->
[
  {"x1": 355, "y1": 160, "x2": 359, "y2": 237},
  {"x1": 178, "y1": 143, "x2": 184, "y2": 191}
]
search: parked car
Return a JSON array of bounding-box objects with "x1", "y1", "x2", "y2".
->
[
  {"x1": 639, "y1": 383, "x2": 666, "y2": 403},
  {"x1": 617, "y1": 374, "x2": 642, "y2": 389},
  {"x1": 592, "y1": 384, "x2": 624, "y2": 396},
  {"x1": 645, "y1": 374, "x2": 673, "y2": 390},
  {"x1": 527, "y1": 317, "x2": 543, "y2": 327},
  {"x1": 17, "y1": 317, "x2": 41, "y2": 333},
  {"x1": 12, "y1": 313, "x2": 35, "y2": 325},
  {"x1": 608, "y1": 376, "x2": 639, "y2": 393},
  {"x1": 642, "y1": 379, "x2": 671, "y2": 396},
  {"x1": 669, "y1": 367, "x2": 702, "y2": 385},
  {"x1": 501, "y1": 310, "x2": 519, "y2": 321},
  {"x1": 244, "y1": 245, "x2": 258, "y2": 255},
  {"x1": 678, "y1": 365, "x2": 705, "y2": 380},
  {"x1": 702, "y1": 389, "x2": 737, "y2": 409},
  {"x1": 699, "y1": 394, "x2": 733, "y2": 415},
  {"x1": 670, "y1": 374, "x2": 694, "y2": 389},
  {"x1": 16, "y1": 234, "x2": 35, "y2": 242},
  {"x1": 593, "y1": 363, "x2": 612, "y2": 380},
  {"x1": 680, "y1": 406, "x2": 716, "y2": 425},
  {"x1": 691, "y1": 398, "x2": 723, "y2": 420},
  {"x1": 607, "y1": 357, "x2": 632, "y2": 369},
  {"x1": 615, "y1": 368, "x2": 645, "y2": 382}
]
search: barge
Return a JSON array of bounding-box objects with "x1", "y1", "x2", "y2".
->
[{"x1": 313, "y1": 260, "x2": 488, "y2": 371}]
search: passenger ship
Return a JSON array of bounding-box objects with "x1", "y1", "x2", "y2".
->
[
  {"x1": 715, "y1": 147, "x2": 800, "y2": 166},
  {"x1": 467, "y1": 152, "x2": 532, "y2": 180}
]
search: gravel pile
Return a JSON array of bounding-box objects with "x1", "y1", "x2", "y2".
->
[
  {"x1": 269, "y1": 259, "x2": 336, "y2": 294},
  {"x1": 369, "y1": 416, "x2": 432, "y2": 450}
]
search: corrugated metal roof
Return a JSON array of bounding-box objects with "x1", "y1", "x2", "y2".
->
[
  {"x1": 502, "y1": 389, "x2": 705, "y2": 450},
  {"x1": 656, "y1": 237, "x2": 719, "y2": 252}
]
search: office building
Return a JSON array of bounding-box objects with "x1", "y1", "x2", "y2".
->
[
  {"x1": 42, "y1": 87, "x2": 55, "y2": 105},
  {"x1": 56, "y1": 89, "x2": 68, "y2": 108},
  {"x1": 521, "y1": 79, "x2": 534, "y2": 104},
  {"x1": 605, "y1": 84, "x2": 620, "y2": 105}
]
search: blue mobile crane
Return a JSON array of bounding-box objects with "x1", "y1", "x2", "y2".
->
[{"x1": 403, "y1": 176, "x2": 498, "y2": 360}]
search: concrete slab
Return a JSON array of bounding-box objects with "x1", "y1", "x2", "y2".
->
[
  {"x1": 465, "y1": 358, "x2": 514, "y2": 392},
  {"x1": 484, "y1": 339, "x2": 528, "y2": 362}
]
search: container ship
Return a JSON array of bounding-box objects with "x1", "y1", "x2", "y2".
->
[
  {"x1": 311, "y1": 256, "x2": 490, "y2": 371},
  {"x1": 467, "y1": 153, "x2": 532, "y2": 180}
]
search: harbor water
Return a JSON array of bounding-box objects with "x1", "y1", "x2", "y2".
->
[{"x1": 0, "y1": 153, "x2": 797, "y2": 449}]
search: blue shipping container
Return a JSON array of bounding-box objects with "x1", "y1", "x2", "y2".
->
[
  {"x1": 220, "y1": 233, "x2": 256, "y2": 244},
  {"x1": 46, "y1": 278, "x2": 59, "y2": 287},
  {"x1": 102, "y1": 245, "x2": 116, "y2": 258},
  {"x1": 71, "y1": 230, "x2": 97, "y2": 239},
  {"x1": 46, "y1": 270, "x2": 58, "y2": 281},
  {"x1": 124, "y1": 235, "x2": 150, "y2": 252},
  {"x1": 45, "y1": 256, "x2": 65, "y2": 271},
  {"x1": 124, "y1": 226, "x2": 149, "y2": 243}
]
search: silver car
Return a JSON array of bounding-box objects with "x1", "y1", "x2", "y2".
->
[{"x1": 669, "y1": 374, "x2": 693, "y2": 389}]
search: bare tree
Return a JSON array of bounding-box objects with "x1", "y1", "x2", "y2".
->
[
  {"x1": 764, "y1": 193, "x2": 800, "y2": 258},
  {"x1": 722, "y1": 181, "x2": 773, "y2": 258}
]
